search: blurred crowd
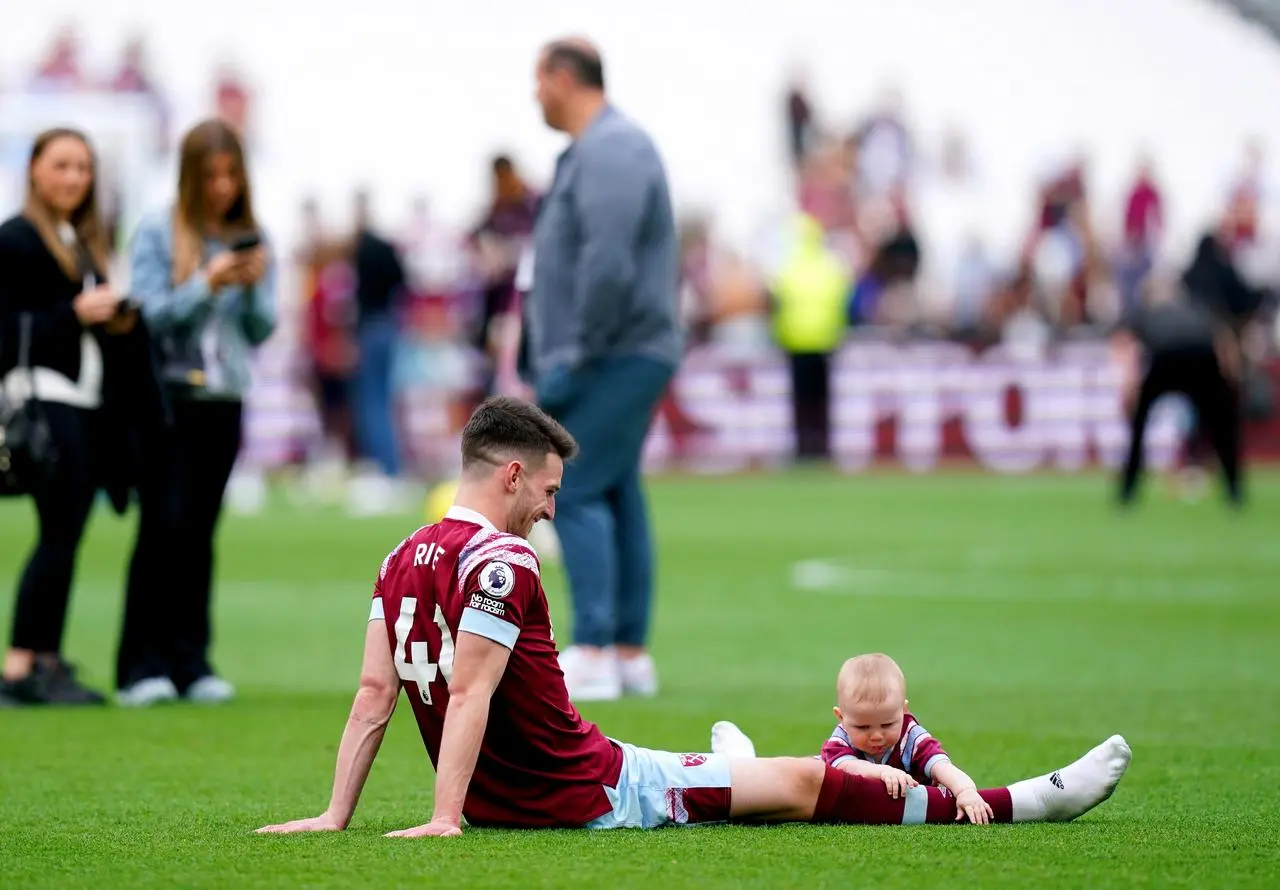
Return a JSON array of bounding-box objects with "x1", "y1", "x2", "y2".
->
[
  {"x1": 5, "y1": 26, "x2": 1279, "y2": 499},
  {"x1": 20, "y1": 26, "x2": 253, "y2": 142},
  {"x1": 683, "y1": 74, "x2": 1280, "y2": 350},
  {"x1": 286, "y1": 155, "x2": 539, "y2": 512},
  {"x1": 3, "y1": 28, "x2": 253, "y2": 245}
]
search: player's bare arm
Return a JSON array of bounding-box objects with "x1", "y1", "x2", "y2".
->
[
  {"x1": 256, "y1": 622, "x2": 399, "y2": 834},
  {"x1": 931, "y1": 761, "x2": 994, "y2": 825},
  {"x1": 385, "y1": 630, "x2": 513, "y2": 838}
]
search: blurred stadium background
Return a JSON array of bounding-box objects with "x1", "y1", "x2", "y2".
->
[
  {"x1": 3, "y1": 0, "x2": 1280, "y2": 493},
  {"x1": 2, "y1": 1, "x2": 1280, "y2": 886}
]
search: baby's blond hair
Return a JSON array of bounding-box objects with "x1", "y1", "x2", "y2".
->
[{"x1": 836, "y1": 653, "x2": 907, "y2": 707}]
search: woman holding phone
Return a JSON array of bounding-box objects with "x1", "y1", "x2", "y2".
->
[
  {"x1": 0, "y1": 128, "x2": 167, "y2": 705},
  {"x1": 118, "y1": 118, "x2": 276, "y2": 706}
]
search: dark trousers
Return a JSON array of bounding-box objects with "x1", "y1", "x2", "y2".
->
[
  {"x1": 788, "y1": 352, "x2": 832, "y2": 461},
  {"x1": 548, "y1": 356, "x2": 673, "y2": 648},
  {"x1": 352, "y1": 315, "x2": 399, "y2": 476},
  {"x1": 9, "y1": 403, "x2": 100, "y2": 653},
  {"x1": 115, "y1": 398, "x2": 242, "y2": 690},
  {"x1": 1120, "y1": 350, "x2": 1242, "y2": 505},
  {"x1": 115, "y1": 415, "x2": 177, "y2": 688},
  {"x1": 315, "y1": 372, "x2": 354, "y2": 460}
]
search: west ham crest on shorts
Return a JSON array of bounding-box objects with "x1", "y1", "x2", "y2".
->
[{"x1": 479, "y1": 560, "x2": 514, "y2": 598}]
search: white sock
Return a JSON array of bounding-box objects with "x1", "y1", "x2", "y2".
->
[
  {"x1": 710, "y1": 720, "x2": 757, "y2": 758},
  {"x1": 1007, "y1": 734, "x2": 1132, "y2": 822}
]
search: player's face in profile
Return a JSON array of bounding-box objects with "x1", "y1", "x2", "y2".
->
[
  {"x1": 837, "y1": 698, "x2": 906, "y2": 756},
  {"x1": 511, "y1": 452, "x2": 562, "y2": 538},
  {"x1": 31, "y1": 135, "x2": 94, "y2": 218}
]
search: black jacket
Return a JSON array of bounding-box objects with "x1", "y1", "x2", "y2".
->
[
  {"x1": 1181, "y1": 233, "x2": 1267, "y2": 330},
  {"x1": 0, "y1": 214, "x2": 169, "y2": 512},
  {"x1": 0, "y1": 215, "x2": 98, "y2": 380},
  {"x1": 354, "y1": 229, "x2": 406, "y2": 320}
]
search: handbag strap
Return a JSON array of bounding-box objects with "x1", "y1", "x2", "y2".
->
[
  {"x1": 18, "y1": 313, "x2": 32, "y2": 371},
  {"x1": 0, "y1": 312, "x2": 32, "y2": 412},
  {"x1": 0, "y1": 311, "x2": 33, "y2": 373},
  {"x1": 2, "y1": 313, "x2": 38, "y2": 409}
]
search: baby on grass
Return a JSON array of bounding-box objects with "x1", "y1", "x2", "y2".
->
[{"x1": 713, "y1": 652, "x2": 995, "y2": 824}]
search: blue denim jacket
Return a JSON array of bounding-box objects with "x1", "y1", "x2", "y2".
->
[{"x1": 129, "y1": 208, "x2": 277, "y2": 400}]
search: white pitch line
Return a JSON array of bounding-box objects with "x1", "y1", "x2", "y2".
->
[{"x1": 788, "y1": 558, "x2": 1276, "y2": 606}]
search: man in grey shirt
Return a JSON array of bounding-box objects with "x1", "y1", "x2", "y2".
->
[{"x1": 527, "y1": 38, "x2": 681, "y2": 701}]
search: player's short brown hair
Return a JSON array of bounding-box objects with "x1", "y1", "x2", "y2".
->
[{"x1": 460, "y1": 396, "x2": 579, "y2": 471}]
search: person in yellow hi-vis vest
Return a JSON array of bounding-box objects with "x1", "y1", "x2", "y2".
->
[{"x1": 769, "y1": 213, "x2": 851, "y2": 461}]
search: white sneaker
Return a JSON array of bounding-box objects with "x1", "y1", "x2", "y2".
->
[
  {"x1": 710, "y1": 720, "x2": 757, "y2": 758},
  {"x1": 618, "y1": 652, "x2": 659, "y2": 698},
  {"x1": 185, "y1": 675, "x2": 236, "y2": 704},
  {"x1": 226, "y1": 470, "x2": 268, "y2": 515},
  {"x1": 558, "y1": 646, "x2": 621, "y2": 702},
  {"x1": 346, "y1": 469, "x2": 400, "y2": 518},
  {"x1": 117, "y1": 676, "x2": 179, "y2": 708},
  {"x1": 1009, "y1": 734, "x2": 1132, "y2": 822}
]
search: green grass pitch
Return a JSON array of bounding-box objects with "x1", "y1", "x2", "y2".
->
[{"x1": 2, "y1": 471, "x2": 1278, "y2": 888}]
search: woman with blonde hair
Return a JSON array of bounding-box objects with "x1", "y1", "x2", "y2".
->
[
  {"x1": 0, "y1": 127, "x2": 164, "y2": 705},
  {"x1": 119, "y1": 118, "x2": 276, "y2": 706}
]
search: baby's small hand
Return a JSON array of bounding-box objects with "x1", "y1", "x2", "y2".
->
[
  {"x1": 876, "y1": 766, "x2": 918, "y2": 799},
  {"x1": 954, "y1": 788, "x2": 994, "y2": 825}
]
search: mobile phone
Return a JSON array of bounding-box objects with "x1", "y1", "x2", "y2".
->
[
  {"x1": 229, "y1": 232, "x2": 262, "y2": 253},
  {"x1": 115, "y1": 297, "x2": 141, "y2": 317}
]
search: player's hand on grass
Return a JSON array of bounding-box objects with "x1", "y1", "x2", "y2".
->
[
  {"x1": 954, "y1": 788, "x2": 994, "y2": 825},
  {"x1": 254, "y1": 812, "x2": 344, "y2": 834},
  {"x1": 876, "y1": 766, "x2": 918, "y2": 799},
  {"x1": 385, "y1": 820, "x2": 463, "y2": 838}
]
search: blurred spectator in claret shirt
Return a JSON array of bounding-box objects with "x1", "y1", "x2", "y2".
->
[
  {"x1": 108, "y1": 37, "x2": 172, "y2": 155},
  {"x1": 1024, "y1": 152, "x2": 1098, "y2": 328},
  {"x1": 1117, "y1": 155, "x2": 1163, "y2": 314},
  {"x1": 784, "y1": 67, "x2": 815, "y2": 172},
  {"x1": 678, "y1": 216, "x2": 717, "y2": 348},
  {"x1": 301, "y1": 203, "x2": 360, "y2": 477},
  {"x1": 468, "y1": 155, "x2": 540, "y2": 400},
  {"x1": 296, "y1": 197, "x2": 327, "y2": 315},
  {"x1": 648, "y1": 216, "x2": 716, "y2": 461},
  {"x1": 213, "y1": 67, "x2": 252, "y2": 140},
  {"x1": 29, "y1": 27, "x2": 85, "y2": 93}
]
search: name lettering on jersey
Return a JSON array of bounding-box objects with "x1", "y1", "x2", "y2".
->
[{"x1": 415, "y1": 542, "x2": 446, "y2": 570}]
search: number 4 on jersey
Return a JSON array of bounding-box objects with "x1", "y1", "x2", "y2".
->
[{"x1": 393, "y1": 596, "x2": 455, "y2": 705}]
